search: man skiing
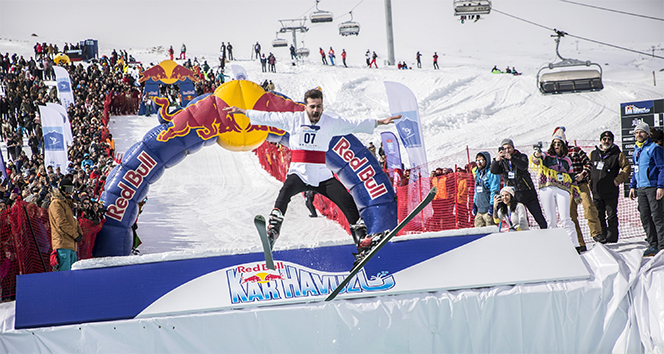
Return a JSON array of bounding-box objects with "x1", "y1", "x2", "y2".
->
[{"x1": 224, "y1": 89, "x2": 401, "y2": 256}]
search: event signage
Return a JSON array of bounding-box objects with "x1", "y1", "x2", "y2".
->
[{"x1": 15, "y1": 229, "x2": 589, "y2": 329}]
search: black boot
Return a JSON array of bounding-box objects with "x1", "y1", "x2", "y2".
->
[{"x1": 267, "y1": 208, "x2": 283, "y2": 249}]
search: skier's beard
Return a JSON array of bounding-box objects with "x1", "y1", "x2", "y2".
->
[{"x1": 308, "y1": 111, "x2": 321, "y2": 124}]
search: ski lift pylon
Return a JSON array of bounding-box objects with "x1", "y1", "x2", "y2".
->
[
  {"x1": 453, "y1": 0, "x2": 491, "y2": 16},
  {"x1": 310, "y1": 0, "x2": 333, "y2": 23},
  {"x1": 536, "y1": 30, "x2": 604, "y2": 94},
  {"x1": 338, "y1": 11, "x2": 360, "y2": 36}
]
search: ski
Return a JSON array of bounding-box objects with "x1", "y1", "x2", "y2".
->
[
  {"x1": 325, "y1": 186, "x2": 437, "y2": 301},
  {"x1": 254, "y1": 215, "x2": 275, "y2": 270}
]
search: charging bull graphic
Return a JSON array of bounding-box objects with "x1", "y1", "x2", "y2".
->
[{"x1": 95, "y1": 80, "x2": 397, "y2": 257}]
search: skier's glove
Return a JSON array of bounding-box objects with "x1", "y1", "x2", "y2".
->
[{"x1": 75, "y1": 234, "x2": 83, "y2": 243}]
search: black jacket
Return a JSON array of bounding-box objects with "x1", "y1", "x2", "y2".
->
[
  {"x1": 589, "y1": 144, "x2": 631, "y2": 199},
  {"x1": 490, "y1": 149, "x2": 536, "y2": 196}
]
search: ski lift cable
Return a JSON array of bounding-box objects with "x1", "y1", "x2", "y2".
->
[
  {"x1": 558, "y1": 0, "x2": 664, "y2": 22},
  {"x1": 492, "y1": 8, "x2": 664, "y2": 60}
]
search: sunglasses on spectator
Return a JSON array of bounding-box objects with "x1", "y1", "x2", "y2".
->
[{"x1": 552, "y1": 142, "x2": 564, "y2": 146}]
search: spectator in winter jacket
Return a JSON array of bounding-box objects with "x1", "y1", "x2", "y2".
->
[
  {"x1": 180, "y1": 43, "x2": 186, "y2": 60},
  {"x1": 328, "y1": 47, "x2": 335, "y2": 66},
  {"x1": 568, "y1": 140, "x2": 601, "y2": 252},
  {"x1": 472, "y1": 151, "x2": 500, "y2": 227},
  {"x1": 260, "y1": 54, "x2": 267, "y2": 72},
  {"x1": 416, "y1": 51, "x2": 422, "y2": 68},
  {"x1": 531, "y1": 127, "x2": 582, "y2": 252},
  {"x1": 319, "y1": 48, "x2": 328, "y2": 65},
  {"x1": 49, "y1": 176, "x2": 83, "y2": 271},
  {"x1": 341, "y1": 49, "x2": 347, "y2": 67},
  {"x1": 493, "y1": 186, "x2": 529, "y2": 231},
  {"x1": 629, "y1": 122, "x2": 664, "y2": 257},
  {"x1": 491, "y1": 138, "x2": 548, "y2": 229},
  {"x1": 590, "y1": 130, "x2": 631, "y2": 244},
  {"x1": 433, "y1": 52, "x2": 439, "y2": 69}
]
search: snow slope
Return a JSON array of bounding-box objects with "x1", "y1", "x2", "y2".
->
[{"x1": 1, "y1": 0, "x2": 663, "y2": 257}]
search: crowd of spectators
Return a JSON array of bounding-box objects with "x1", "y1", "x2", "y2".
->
[{"x1": 0, "y1": 46, "x2": 139, "y2": 225}]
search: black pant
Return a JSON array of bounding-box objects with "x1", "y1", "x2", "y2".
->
[
  {"x1": 516, "y1": 190, "x2": 548, "y2": 229},
  {"x1": 305, "y1": 191, "x2": 318, "y2": 217},
  {"x1": 594, "y1": 196, "x2": 619, "y2": 242},
  {"x1": 275, "y1": 174, "x2": 359, "y2": 225},
  {"x1": 637, "y1": 187, "x2": 664, "y2": 249}
]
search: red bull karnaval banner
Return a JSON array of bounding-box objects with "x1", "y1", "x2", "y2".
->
[{"x1": 17, "y1": 229, "x2": 590, "y2": 328}]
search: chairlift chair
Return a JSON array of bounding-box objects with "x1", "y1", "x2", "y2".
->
[
  {"x1": 310, "y1": 0, "x2": 333, "y2": 23},
  {"x1": 453, "y1": 0, "x2": 491, "y2": 16},
  {"x1": 296, "y1": 42, "x2": 310, "y2": 58},
  {"x1": 536, "y1": 31, "x2": 603, "y2": 94},
  {"x1": 272, "y1": 32, "x2": 288, "y2": 48},
  {"x1": 339, "y1": 11, "x2": 360, "y2": 36}
]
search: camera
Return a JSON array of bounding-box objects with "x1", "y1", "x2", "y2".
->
[
  {"x1": 498, "y1": 146, "x2": 505, "y2": 152},
  {"x1": 533, "y1": 141, "x2": 543, "y2": 152}
]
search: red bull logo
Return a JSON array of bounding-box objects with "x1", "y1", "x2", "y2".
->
[
  {"x1": 139, "y1": 60, "x2": 199, "y2": 84},
  {"x1": 156, "y1": 95, "x2": 243, "y2": 142},
  {"x1": 226, "y1": 261, "x2": 395, "y2": 304},
  {"x1": 155, "y1": 81, "x2": 288, "y2": 152}
]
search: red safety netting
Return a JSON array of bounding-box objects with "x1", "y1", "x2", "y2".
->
[
  {"x1": 0, "y1": 201, "x2": 104, "y2": 301},
  {"x1": 413, "y1": 141, "x2": 645, "y2": 245},
  {"x1": 253, "y1": 139, "x2": 646, "y2": 246}
]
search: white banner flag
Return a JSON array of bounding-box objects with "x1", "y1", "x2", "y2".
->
[
  {"x1": 231, "y1": 65, "x2": 248, "y2": 81},
  {"x1": 46, "y1": 103, "x2": 73, "y2": 147},
  {"x1": 53, "y1": 66, "x2": 75, "y2": 109},
  {"x1": 384, "y1": 81, "x2": 428, "y2": 176},
  {"x1": 38, "y1": 105, "x2": 70, "y2": 170},
  {"x1": 384, "y1": 82, "x2": 432, "y2": 225}
]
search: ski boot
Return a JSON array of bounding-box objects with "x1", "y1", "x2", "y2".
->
[
  {"x1": 267, "y1": 208, "x2": 284, "y2": 250},
  {"x1": 351, "y1": 219, "x2": 383, "y2": 267}
]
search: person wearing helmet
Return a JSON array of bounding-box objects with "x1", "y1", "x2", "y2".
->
[{"x1": 48, "y1": 175, "x2": 83, "y2": 271}]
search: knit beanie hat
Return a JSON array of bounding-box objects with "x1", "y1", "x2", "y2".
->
[
  {"x1": 600, "y1": 131, "x2": 614, "y2": 140},
  {"x1": 552, "y1": 126, "x2": 567, "y2": 142},
  {"x1": 500, "y1": 138, "x2": 514, "y2": 148},
  {"x1": 500, "y1": 186, "x2": 515, "y2": 197},
  {"x1": 634, "y1": 121, "x2": 650, "y2": 135}
]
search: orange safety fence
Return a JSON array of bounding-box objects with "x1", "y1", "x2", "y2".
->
[
  {"x1": 253, "y1": 139, "x2": 647, "y2": 247},
  {"x1": 0, "y1": 201, "x2": 104, "y2": 301}
]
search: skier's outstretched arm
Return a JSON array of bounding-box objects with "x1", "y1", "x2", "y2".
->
[{"x1": 377, "y1": 114, "x2": 401, "y2": 126}]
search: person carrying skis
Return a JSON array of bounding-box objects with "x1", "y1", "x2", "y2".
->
[{"x1": 224, "y1": 89, "x2": 401, "y2": 256}]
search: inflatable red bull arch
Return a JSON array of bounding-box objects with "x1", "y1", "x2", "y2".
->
[
  {"x1": 94, "y1": 80, "x2": 398, "y2": 257},
  {"x1": 138, "y1": 60, "x2": 198, "y2": 114}
]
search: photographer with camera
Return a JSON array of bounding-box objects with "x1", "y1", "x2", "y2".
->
[
  {"x1": 493, "y1": 186, "x2": 529, "y2": 231},
  {"x1": 48, "y1": 176, "x2": 83, "y2": 271},
  {"x1": 490, "y1": 138, "x2": 548, "y2": 229},
  {"x1": 531, "y1": 128, "x2": 583, "y2": 252}
]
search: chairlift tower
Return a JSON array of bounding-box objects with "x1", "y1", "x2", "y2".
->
[
  {"x1": 279, "y1": 18, "x2": 309, "y2": 51},
  {"x1": 384, "y1": 0, "x2": 395, "y2": 65}
]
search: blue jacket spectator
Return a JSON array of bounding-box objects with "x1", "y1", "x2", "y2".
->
[
  {"x1": 472, "y1": 151, "x2": 500, "y2": 227},
  {"x1": 81, "y1": 154, "x2": 94, "y2": 169},
  {"x1": 629, "y1": 122, "x2": 664, "y2": 257}
]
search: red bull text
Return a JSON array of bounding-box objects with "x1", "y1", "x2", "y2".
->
[
  {"x1": 332, "y1": 137, "x2": 388, "y2": 199},
  {"x1": 106, "y1": 151, "x2": 157, "y2": 222},
  {"x1": 227, "y1": 262, "x2": 395, "y2": 304}
]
